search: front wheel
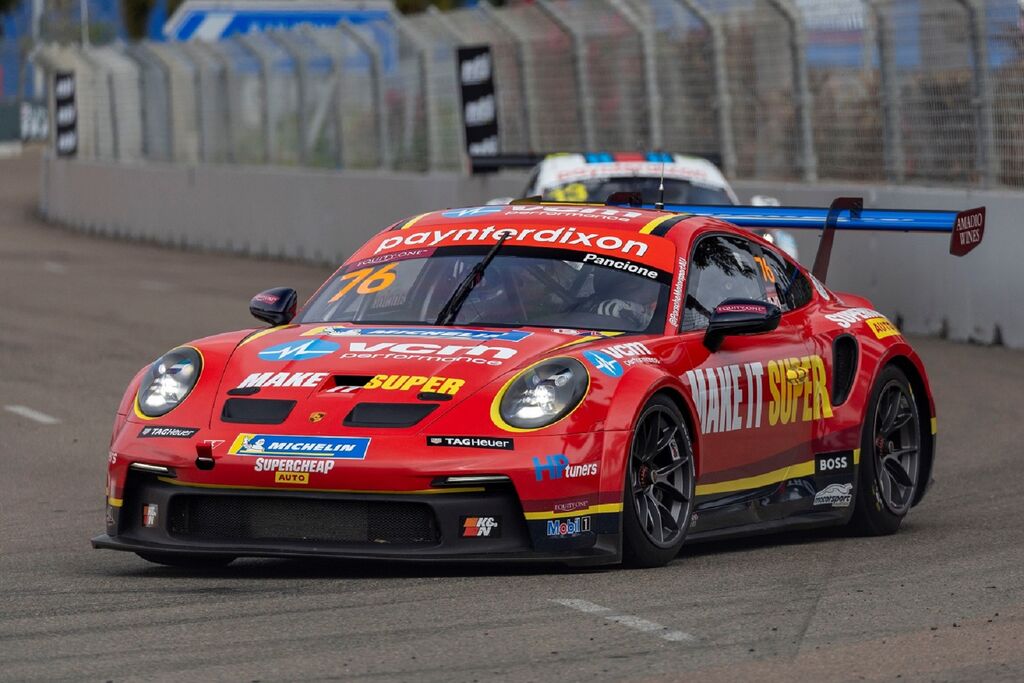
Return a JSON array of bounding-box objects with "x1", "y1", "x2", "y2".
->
[
  {"x1": 622, "y1": 396, "x2": 696, "y2": 568},
  {"x1": 850, "y1": 365, "x2": 923, "y2": 535}
]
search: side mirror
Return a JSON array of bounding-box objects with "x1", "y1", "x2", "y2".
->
[
  {"x1": 250, "y1": 287, "x2": 297, "y2": 327},
  {"x1": 704, "y1": 298, "x2": 781, "y2": 352}
]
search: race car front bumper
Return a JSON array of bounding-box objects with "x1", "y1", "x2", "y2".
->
[{"x1": 93, "y1": 472, "x2": 621, "y2": 566}]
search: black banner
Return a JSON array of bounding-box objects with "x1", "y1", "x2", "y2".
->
[
  {"x1": 456, "y1": 45, "x2": 499, "y2": 158},
  {"x1": 54, "y1": 71, "x2": 77, "y2": 157}
]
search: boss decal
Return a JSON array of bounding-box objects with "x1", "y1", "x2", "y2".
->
[{"x1": 816, "y1": 453, "x2": 851, "y2": 474}]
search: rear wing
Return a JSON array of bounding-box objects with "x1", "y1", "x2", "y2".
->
[{"x1": 615, "y1": 197, "x2": 985, "y2": 282}]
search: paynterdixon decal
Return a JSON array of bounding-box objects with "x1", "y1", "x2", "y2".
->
[
  {"x1": 229, "y1": 434, "x2": 370, "y2": 459},
  {"x1": 374, "y1": 225, "x2": 651, "y2": 258},
  {"x1": 683, "y1": 355, "x2": 833, "y2": 435}
]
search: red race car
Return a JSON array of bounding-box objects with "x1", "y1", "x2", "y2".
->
[{"x1": 93, "y1": 198, "x2": 984, "y2": 568}]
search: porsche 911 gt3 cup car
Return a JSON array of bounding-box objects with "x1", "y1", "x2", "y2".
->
[
  {"x1": 490, "y1": 152, "x2": 799, "y2": 259},
  {"x1": 93, "y1": 198, "x2": 984, "y2": 568}
]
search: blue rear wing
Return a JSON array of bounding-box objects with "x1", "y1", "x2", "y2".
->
[{"x1": 618, "y1": 196, "x2": 985, "y2": 282}]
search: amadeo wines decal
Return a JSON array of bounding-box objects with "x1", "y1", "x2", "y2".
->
[{"x1": 683, "y1": 355, "x2": 833, "y2": 435}]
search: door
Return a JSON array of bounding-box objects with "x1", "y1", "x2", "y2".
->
[{"x1": 677, "y1": 234, "x2": 820, "y2": 497}]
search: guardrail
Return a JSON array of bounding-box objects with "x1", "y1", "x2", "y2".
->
[
  {"x1": 29, "y1": 0, "x2": 1024, "y2": 189},
  {"x1": 39, "y1": 156, "x2": 1024, "y2": 349}
]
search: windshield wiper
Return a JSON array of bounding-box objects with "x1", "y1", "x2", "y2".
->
[{"x1": 434, "y1": 233, "x2": 510, "y2": 326}]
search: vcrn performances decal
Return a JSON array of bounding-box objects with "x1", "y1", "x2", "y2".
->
[
  {"x1": 258, "y1": 339, "x2": 339, "y2": 362},
  {"x1": 683, "y1": 355, "x2": 833, "y2": 435},
  {"x1": 229, "y1": 434, "x2": 370, "y2": 459},
  {"x1": 137, "y1": 426, "x2": 199, "y2": 438},
  {"x1": 340, "y1": 341, "x2": 516, "y2": 366},
  {"x1": 426, "y1": 435, "x2": 514, "y2": 450}
]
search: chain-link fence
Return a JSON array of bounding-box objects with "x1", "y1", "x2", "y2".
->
[{"x1": 29, "y1": 0, "x2": 1024, "y2": 188}]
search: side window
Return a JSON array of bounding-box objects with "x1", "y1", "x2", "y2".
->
[
  {"x1": 681, "y1": 235, "x2": 766, "y2": 331},
  {"x1": 759, "y1": 249, "x2": 813, "y2": 312}
]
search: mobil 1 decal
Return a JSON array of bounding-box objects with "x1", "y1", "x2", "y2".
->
[{"x1": 683, "y1": 355, "x2": 833, "y2": 434}]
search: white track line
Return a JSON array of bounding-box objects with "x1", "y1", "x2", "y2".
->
[
  {"x1": 551, "y1": 598, "x2": 696, "y2": 643},
  {"x1": 4, "y1": 405, "x2": 60, "y2": 424}
]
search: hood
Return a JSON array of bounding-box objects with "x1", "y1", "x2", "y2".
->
[{"x1": 211, "y1": 323, "x2": 621, "y2": 432}]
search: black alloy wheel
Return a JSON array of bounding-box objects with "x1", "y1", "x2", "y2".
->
[{"x1": 622, "y1": 395, "x2": 695, "y2": 567}]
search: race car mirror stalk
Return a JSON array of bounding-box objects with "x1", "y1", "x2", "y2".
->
[
  {"x1": 250, "y1": 287, "x2": 297, "y2": 327},
  {"x1": 704, "y1": 299, "x2": 782, "y2": 352}
]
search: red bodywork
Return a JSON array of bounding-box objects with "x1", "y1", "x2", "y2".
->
[{"x1": 96, "y1": 204, "x2": 936, "y2": 565}]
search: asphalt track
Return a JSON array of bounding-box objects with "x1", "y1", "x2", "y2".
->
[{"x1": 2, "y1": 151, "x2": 1024, "y2": 682}]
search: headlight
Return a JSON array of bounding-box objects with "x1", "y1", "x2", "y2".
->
[
  {"x1": 136, "y1": 347, "x2": 202, "y2": 418},
  {"x1": 498, "y1": 358, "x2": 589, "y2": 430}
]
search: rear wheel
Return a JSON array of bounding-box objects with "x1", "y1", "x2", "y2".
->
[
  {"x1": 136, "y1": 552, "x2": 235, "y2": 569},
  {"x1": 850, "y1": 365, "x2": 923, "y2": 535},
  {"x1": 622, "y1": 396, "x2": 695, "y2": 568}
]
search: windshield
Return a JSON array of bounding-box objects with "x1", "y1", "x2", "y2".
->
[
  {"x1": 541, "y1": 177, "x2": 732, "y2": 205},
  {"x1": 300, "y1": 245, "x2": 671, "y2": 333}
]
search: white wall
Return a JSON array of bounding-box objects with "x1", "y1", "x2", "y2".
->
[{"x1": 40, "y1": 157, "x2": 1024, "y2": 348}]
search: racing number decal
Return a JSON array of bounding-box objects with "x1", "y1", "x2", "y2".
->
[
  {"x1": 753, "y1": 255, "x2": 776, "y2": 283},
  {"x1": 547, "y1": 183, "x2": 589, "y2": 202},
  {"x1": 328, "y1": 264, "x2": 397, "y2": 302}
]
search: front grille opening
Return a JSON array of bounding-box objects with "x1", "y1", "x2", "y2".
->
[
  {"x1": 343, "y1": 402, "x2": 438, "y2": 428},
  {"x1": 221, "y1": 398, "x2": 296, "y2": 424},
  {"x1": 168, "y1": 495, "x2": 438, "y2": 545}
]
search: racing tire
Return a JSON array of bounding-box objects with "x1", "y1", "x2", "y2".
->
[
  {"x1": 136, "y1": 552, "x2": 236, "y2": 569},
  {"x1": 850, "y1": 365, "x2": 923, "y2": 536},
  {"x1": 622, "y1": 395, "x2": 696, "y2": 568}
]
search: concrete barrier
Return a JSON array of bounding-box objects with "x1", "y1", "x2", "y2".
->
[{"x1": 40, "y1": 156, "x2": 1024, "y2": 348}]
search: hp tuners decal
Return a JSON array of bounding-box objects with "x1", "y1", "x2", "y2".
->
[
  {"x1": 533, "y1": 455, "x2": 598, "y2": 481},
  {"x1": 582, "y1": 350, "x2": 623, "y2": 378},
  {"x1": 229, "y1": 434, "x2": 370, "y2": 459},
  {"x1": 258, "y1": 339, "x2": 338, "y2": 361}
]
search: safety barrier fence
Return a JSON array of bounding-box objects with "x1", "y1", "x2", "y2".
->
[{"x1": 27, "y1": 0, "x2": 1024, "y2": 187}]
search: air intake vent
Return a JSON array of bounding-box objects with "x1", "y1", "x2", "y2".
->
[
  {"x1": 343, "y1": 402, "x2": 438, "y2": 428},
  {"x1": 832, "y1": 335, "x2": 858, "y2": 406},
  {"x1": 221, "y1": 398, "x2": 296, "y2": 424},
  {"x1": 168, "y1": 495, "x2": 438, "y2": 545}
]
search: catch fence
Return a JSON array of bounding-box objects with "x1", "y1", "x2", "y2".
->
[{"x1": 30, "y1": 0, "x2": 1024, "y2": 188}]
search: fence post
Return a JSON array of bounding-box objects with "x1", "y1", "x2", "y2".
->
[
  {"x1": 955, "y1": 0, "x2": 998, "y2": 187},
  {"x1": 866, "y1": 0, "x2": 904, "y2": 184},
  {"x1": 674, "y1": 0, "x2": 736, "y2": 178},
  {"x1": 479, "y1": 0, "x2": 534, "y2": 153},
  {"x1": 337, "y1": 22, "x2": 388, "y2": 169},
  {"x1": 536, "y1": 0, "x2": 596, "y2": 151},
  {"x1": 765, "y1": 0, "x2": 817, "y2": 181},
  {"x1": 393, "y1": 15, "x2": 436, "y2": 171},
  {"x1": 607, "y1": 0, "x2": 661, "y2": 150},
  {"x1": 268, "y1": 33, "x2": 309, "y2": 166},
  {"x1": 426, "y1": 6, "x2": 468, "y2": 158}
]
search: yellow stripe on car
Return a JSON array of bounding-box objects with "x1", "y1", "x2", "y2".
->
[
  {"x1": 523, "y1": 503, "x2": 623, "y2": 520},
  {"x1": 695, "y1": 459, "x2": 816, "y2": 496}
]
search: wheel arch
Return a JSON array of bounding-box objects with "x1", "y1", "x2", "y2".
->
[{"x1": 885, "y1": 354, "x2": 935, "y2": 507}]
